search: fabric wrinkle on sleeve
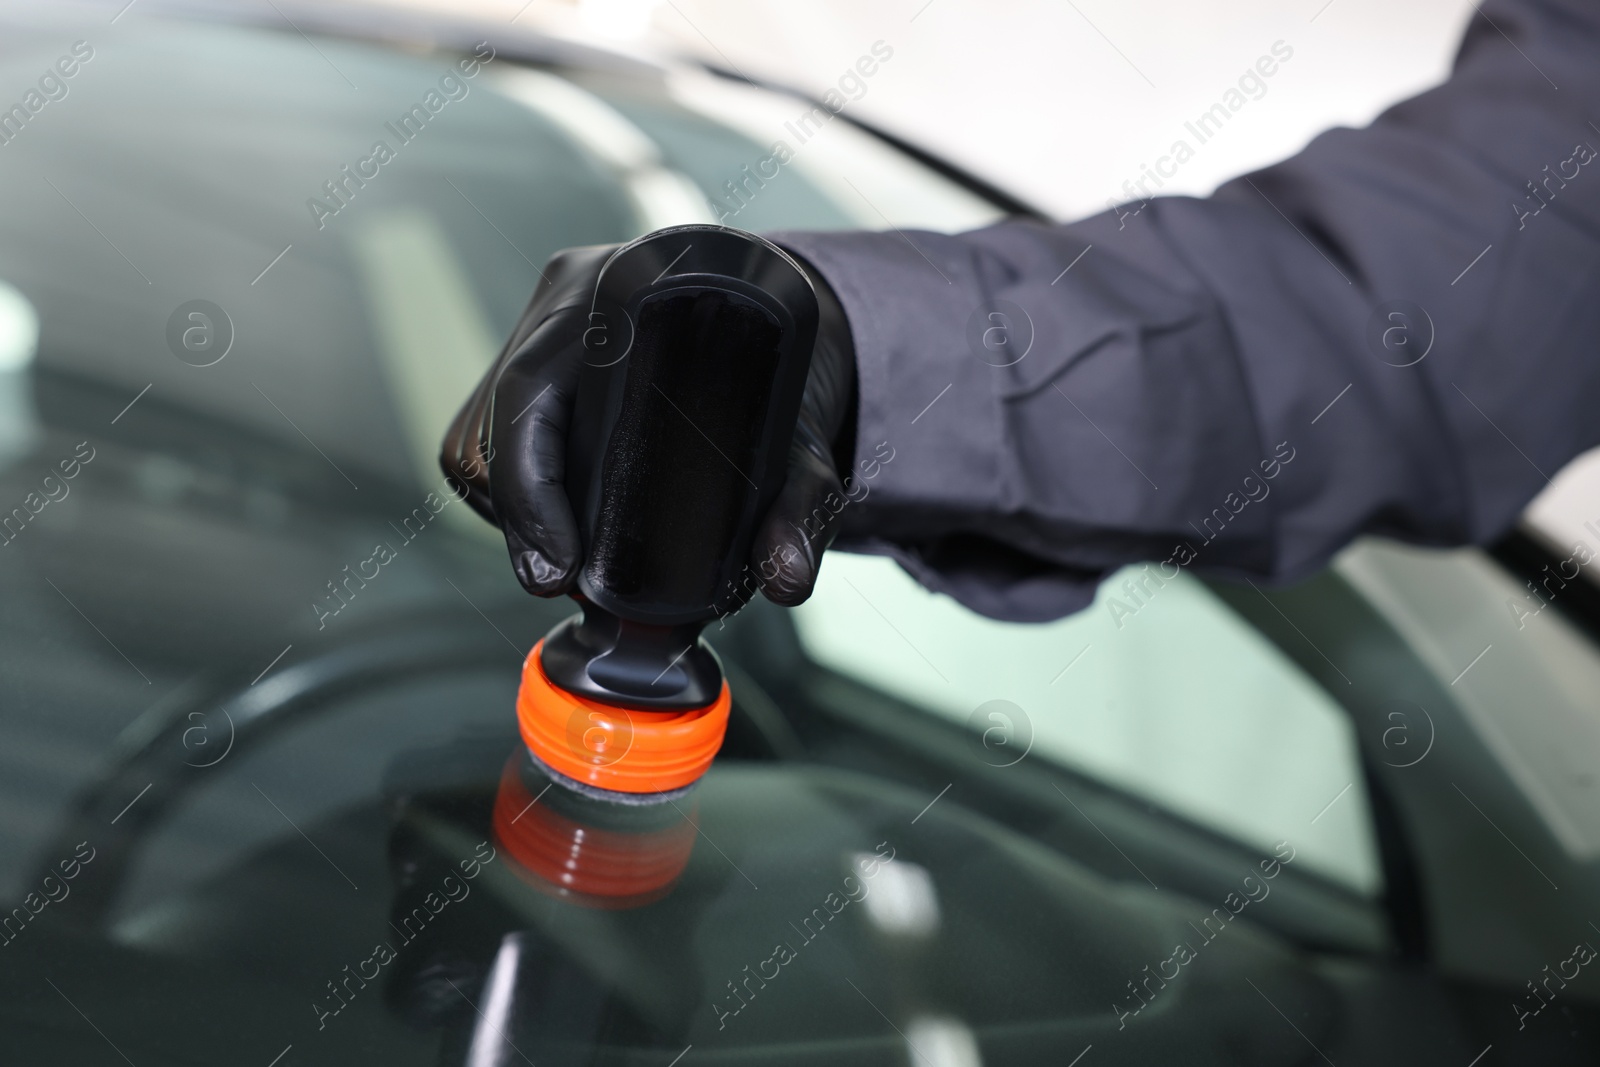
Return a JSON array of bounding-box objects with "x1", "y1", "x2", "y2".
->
[{"x1": 773, "y1": 0, "x2": 1600, "y2": 622}]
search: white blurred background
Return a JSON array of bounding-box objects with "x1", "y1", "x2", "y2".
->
[{"x1": 351, "y1": 0, "x2": 1477, "y2": 220}]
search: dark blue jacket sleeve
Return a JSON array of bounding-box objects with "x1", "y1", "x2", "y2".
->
[{"x1": 775, "y1": 0, "x2": 1600, "y2": 622}]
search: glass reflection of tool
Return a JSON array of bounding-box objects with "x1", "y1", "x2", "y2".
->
[{"x1": 493, "y1": 752, "x2": 697, "y2": 909}]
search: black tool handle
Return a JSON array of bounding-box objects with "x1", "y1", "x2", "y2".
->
[{"x1": 541, "y1": 226, "x2": 818, "y2": 709}]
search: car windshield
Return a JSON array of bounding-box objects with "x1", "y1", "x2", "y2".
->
[
  {"x1": 0, "y1": 0, "x2": 1398, "y2": 875},
  {"x1": 0, "y1": 10, "x2": 1377, "y2": 885},
  {"x1": 24, "y1": 9, "x2": 1600, "y2": 1066}
]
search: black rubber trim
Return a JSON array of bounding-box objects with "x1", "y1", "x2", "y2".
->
[
  {"x1": 1488, "y1": 526, "x2": 1600, "y2": 644},
  {"x1": 697, "y1": 66, "x2": 1053, "y2": 222}
]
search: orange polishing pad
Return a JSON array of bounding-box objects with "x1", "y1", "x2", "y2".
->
[{"x1": 516, "y1": 639, "x2": 731, "y2": 796}]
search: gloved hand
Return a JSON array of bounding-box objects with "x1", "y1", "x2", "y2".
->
[{"x1": 440, "y1": 235, "x2": 857, "y2": 607}]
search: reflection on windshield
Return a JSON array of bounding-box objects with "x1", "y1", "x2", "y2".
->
[
  {"x1": 492, "y1": 66, "x2": 715, "y2": 232},
  {"x1": 493, "y1": 752, "x2": 698, "y2": 908},
  {"x1": 371, "y1": 736, "x2": 1332, "y2": 1065},
  {"x1": 795, "y1": 551, "x2": 1382, "y2": 894},
  {"x1": 0, "y1": 281, "x2": 39, "y2": 468}
]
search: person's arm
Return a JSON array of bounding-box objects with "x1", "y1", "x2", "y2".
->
[{"x1": 775, "y1": 0, "x2": 1600, "y2": 623}]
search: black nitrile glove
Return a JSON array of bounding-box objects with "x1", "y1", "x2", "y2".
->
[{"x1": 440, "y1": 235, "x2": 857, "y2": 607}]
